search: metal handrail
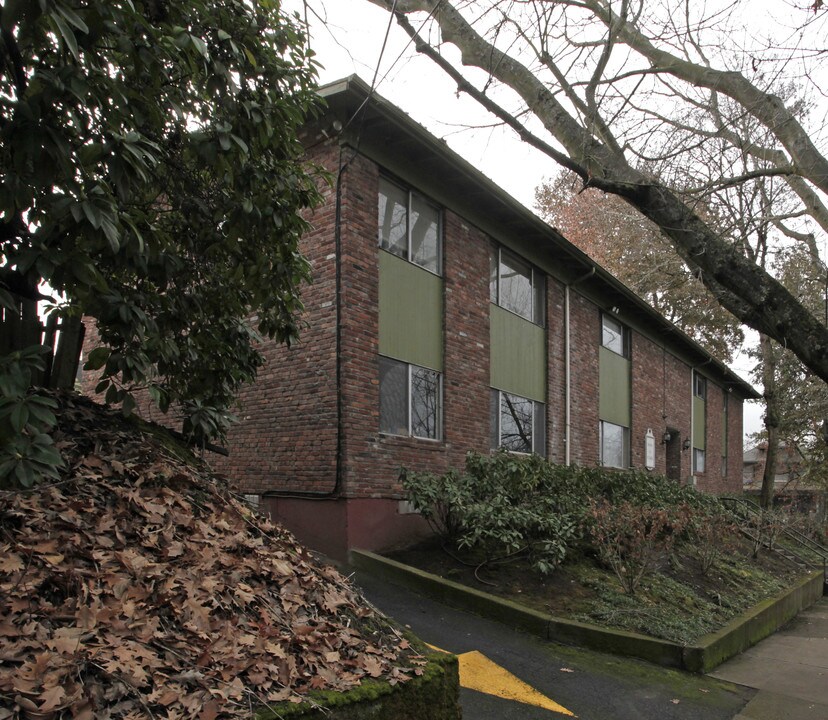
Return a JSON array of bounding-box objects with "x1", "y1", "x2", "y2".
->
[{"x1": 720, "y1": 496, "x2": 827, "y2": 584}]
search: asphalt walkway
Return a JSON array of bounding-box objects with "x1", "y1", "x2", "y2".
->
[
  {"x1": 709, "y1": 596, "x2": 828, "y2": 720},
  {"x1": 352, "y1": 565, "x2": 755, "y2": 719}
]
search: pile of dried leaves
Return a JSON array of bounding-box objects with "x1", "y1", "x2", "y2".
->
[{"x1": 0, "y1": 393, "x2": 420, "y2": 719}]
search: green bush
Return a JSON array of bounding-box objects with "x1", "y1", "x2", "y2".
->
[
  {"x1": 402, "y1": 452, "x2": 730, "y2": 579},
  {"x1": 402, "y1": 451, "x2": 579, "y2": 574}
]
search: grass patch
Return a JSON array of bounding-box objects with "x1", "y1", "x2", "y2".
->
[
  {"x1": 395, "y1": 452, "x2": 816, "y2": 644},
  {"x1": 389, "y1": 531, "x2": 803, "y2": 644}
]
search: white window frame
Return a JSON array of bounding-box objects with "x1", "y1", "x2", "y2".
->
[
  {"x1": 694, "y1": 373, "x2": 707, "y2": 400},
  {"x1": 600, "y1": 420, "x2": 630, "y2": 469},
  {"x1": 601, "y1": 314, "x2": 629, "y2": 358},
  {"x1": 379, "y1": 356, "x2": 443, "y2": 441},
  {"x1": 694, "y1": 447, "x2": 706, "y2": 474},
  {"x1": 378, "y1": 176, "x2": 442, "y2": 275},
  {"x1": 490, "y1": 247, "x2": 546, "y2": 326},
  {"x1": 490, "y1": 388, "x2": 546, "y2": 456}
]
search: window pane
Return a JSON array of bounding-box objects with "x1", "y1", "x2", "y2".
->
[
  {"x1": 533, "y1": 402, "x2": 546, "y2": 457},
  {"x1": 378, "y1": 178, "x2": 407, "y2": 258},
  {"x1": 499, "y1": 252, "x2": 533, "y2": 320},
  {"x1": 695, "y1": 375, "x2": 707, "y2": 399},
  {"x1": 533, "y1": 271, "x2": 546, "y2": 327},
  {"x1": 602, "y1": 316, "x2": 625, "y2": 355},
  {"x1": 500, "y1": 392, "x2": 533, "y2": 453},
  {"x1": 379, "y1": 357, "x2": 407, "y2": 435},
  {"x1": 411, "y1": 365, "x2": 440, "y2": 439},
  {"x1": 601, "y1": 421, "x2": 626, "y2": 468},
  {"x1": 410, "y1": 195, "x2": 440, "y2": 273},
  {"x1": 694, "y1": 448, "x2": 706, "y2": 474}
]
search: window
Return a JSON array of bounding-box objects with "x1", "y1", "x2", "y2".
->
[
  {"x1": 490, "y1": 389, "x2": 545, "y2": 455},
  {"x1": 601, "y1": 314, "x2": 629, "y2": 357},
  {"x1": 378, "y1": 177, "x2": 441, "y2": 274},
  {"x1": 694, "y1": 448, "x2": 706, "y2": 474},
  {"x1": 694, "y1": 374, "x2": 707, "y2": 400},
  {"x1": 600, "y1": 420, "x2": 629, "y2": 468},
  {"x1": 490, "y1": 247, "x2": 545, "y2": 325},
  {"x1": 379, "y1": 356, "x2": 441, "y2": 439}
]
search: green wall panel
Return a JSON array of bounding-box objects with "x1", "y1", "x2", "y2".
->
[
  {"x1": 378, "y1": 250, "x2": 443, "y2": 371},
  {"x1": 599, "y1": 346, "x2": 630, "y2": 427},
  {"x1": 693, "y1": 395, "x2": 706, "y2": 449},
  {"x1": 489, "y1": 305, "x2": 546, "y2": 402}
]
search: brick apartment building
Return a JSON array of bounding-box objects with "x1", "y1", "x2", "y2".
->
[
  {"x1": 81, "y1": 76, "x2": 758, "y2": 559},
  {"x1": 197, "y1": 76, "x2": 758, "y2": 559}
]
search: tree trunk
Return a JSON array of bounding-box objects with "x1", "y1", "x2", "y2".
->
[{"x1": 759, "y1": 333, "x2": 779, "y2": 509}]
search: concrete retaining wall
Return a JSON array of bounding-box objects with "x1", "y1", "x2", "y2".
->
[{"x1": 350, "y1": 550, "x2": 824, "y2": 673}]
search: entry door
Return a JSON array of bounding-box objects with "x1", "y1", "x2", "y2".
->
[{"x1": 665, "y1": 429, "x2": 681, "y2": 481}]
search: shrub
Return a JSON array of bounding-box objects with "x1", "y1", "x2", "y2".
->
[
  {"x1": 687, "y1": 508, "x2": 740, "y2": 575},
  {"x1": 399, "y1": 467, "x2": 469, "y2": 545},
  {"x1": 401, "y1": 452, "x2": 724, "y2": 580},
  {"x1": 745, "y1": 506, "x2": 792, "y2": 558},
  {"x1": 587, "y1": 499, "x2": 692, "y2": 595},
  {"x1": 401, "y1": 452, "x2": 579, "y2": 574}
]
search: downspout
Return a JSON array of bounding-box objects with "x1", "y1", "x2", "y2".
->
[
  {"x1": 565, "y1": 267, "x2": 596, "y2": 465},
  {"x1": 689, "y1": 369, "x2": 694, "y2": 485},
  {"x1": 265, "y1": 139, "x2": 350, "y2": 500}
]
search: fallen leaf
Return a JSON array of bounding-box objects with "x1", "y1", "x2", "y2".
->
[
  {"x1": 38, "y1": 685, "x2": 67, "y2": 712},
  {"x1": 0, "y1": 551, "x2": 25, "y2": 574}
]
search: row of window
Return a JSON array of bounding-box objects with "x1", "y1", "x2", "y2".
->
[
  {"x1": 379, "y1": 364, "x2": 724, "y2": 473},
  {"x1": 380, "y1": 176, "x2": 548, "y2": 327},
  {"x1": 378, "y1": 355, "x2": 546, "y2": 455},
  {"x1": 378, "y1": 175, "x2": 725, "y2": 473}
]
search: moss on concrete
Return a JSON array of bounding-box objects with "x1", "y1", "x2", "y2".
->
[
  {"x1": 254, "y1": 649, "x2": 460, "y2": 719},
  {"x1": 351, "y1": 550, "x2": 825, "y2": 673},
  {"x1": 686, "y1": 570, "x2": 825, "y2": 672}
]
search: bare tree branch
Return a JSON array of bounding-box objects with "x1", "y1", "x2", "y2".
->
[{"x1": 366, "y1": 0, "x2": 828, "y2": 383}]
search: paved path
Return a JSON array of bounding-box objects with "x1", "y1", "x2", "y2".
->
[
  {"x1": 709, "y1": 596, "x2": 828, "y2": 720},
  {"x1": 352, "y1": 566, "x2": 754, "y2": 719}
]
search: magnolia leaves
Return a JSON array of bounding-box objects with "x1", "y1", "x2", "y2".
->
[{"x1": 0, "y1": 394, "x2": 419, "y2": 718}]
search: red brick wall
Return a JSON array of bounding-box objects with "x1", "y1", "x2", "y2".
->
[
  {"x1": 209, "y1": 142, "x2": 341, "y2": 494},
  {"x1": 546, "y1": 278, "x2": 567, "y2": 464},
  {"x1": 629, "y1": 333, "x2": 693, "y2": 478},
  {"x1": 725, "y1": 394, "x2": 744, "y2": 490},
  {"x1": 335, "y1": 153, "x2": 492, "y2": 499},
  {"x1": 694, "y1": 381, "x2": 743, "y2": 494}
]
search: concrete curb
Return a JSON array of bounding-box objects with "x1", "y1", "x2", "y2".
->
[{"x1": 349, "y1": 549, "x2": 824, "y2": 673}]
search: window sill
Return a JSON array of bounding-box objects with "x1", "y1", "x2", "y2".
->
[{"x1": 378, "y1": 433, "x2": 446, "y2": 448}]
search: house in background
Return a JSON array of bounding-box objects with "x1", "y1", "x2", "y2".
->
[
  {"x1": 743, "y1": 442, "x2": 806, "y2": 493},
  {"x1": 199, "y1": 76, "x2": 758, "y2": 560},
  {"x1": 743, "y1": 442, "x2": 826, "y2": 522}
]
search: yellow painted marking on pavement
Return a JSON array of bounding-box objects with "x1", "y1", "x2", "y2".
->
[{"x1": 427, "y1": 644, "x2": 575, "y2": 716}]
